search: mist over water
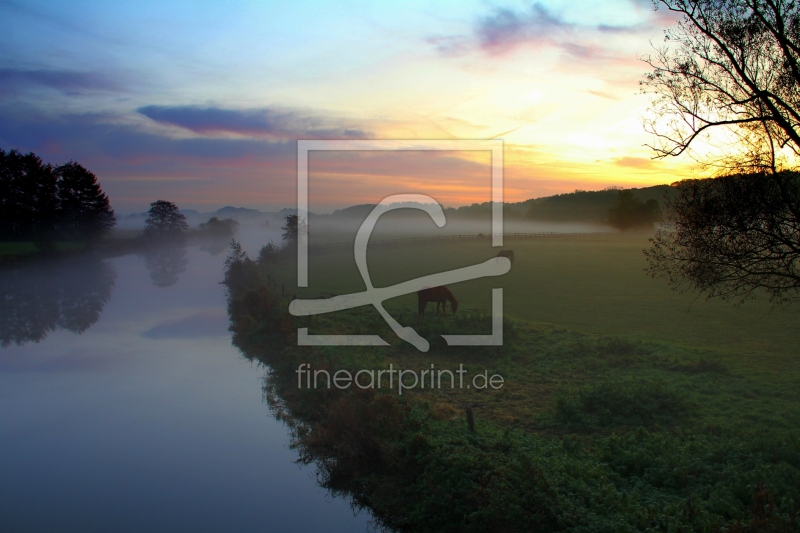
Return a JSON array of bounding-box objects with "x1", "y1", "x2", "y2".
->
[{"x1": 0, "y1": 247, "x2": 371, "y2": 533}]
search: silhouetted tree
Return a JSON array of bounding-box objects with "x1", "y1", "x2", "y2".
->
[
  {"x1": 224, "y1": 239, "x2": 248, "y2": 268},
  {"x1": 223, "y1": 239, "x2": 258, "y2": 295},
  {"x1": 642, "y1": 0, "x2": 800, "y2": 303},
  {"x1": 0, "y1": 149, "x2": 57, "y2": 240},
  {"x1": 258, "y1": 241, "x2": 280, "y2": 265},
  {"x1": 196, "y1": 217, "x2": 239, "y2": 239},
  {"x1": 281, "y1": 214, "x2": 307, "y2": 245},
  {"x1": 0, "y1": 149, "x2": 115, "y2": 241},
  {"x1": 144, "y1": 200, "x2": 188, "y2": 239},
  {"x1": 607, "y1": 190, "x2": 662, "y2": 231},
  {"x1": 646, "y1": 171, "x2": 800, "y2": 303},
  {"x1": 55, "y1": 161, "x2": 116, "y2": 240}
]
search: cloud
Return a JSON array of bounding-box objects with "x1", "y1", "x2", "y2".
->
[
  {"x1": 0, "y1": 68, "x2": 122, "y2": 96},
  {"x1": 476, "y1": 4, "x2": 572, "y2": 55},
  {"x1": 587, "y1": 89, "x2": 621, "y2": 100},
  {"x1": 137, "y1": 105, "x2": 371, "y2": 140},
  {"x1": 0, "y1": 105, "x2": 294, "y2": 161},
  {"x1": 613, "y1": 156, "x2": 656, "y2": 169},
  {"x1": 0, "y1": 103, "x2": 302, "y2": 210},
  {"x1": 431, "y1": 1, "x2": 663, "y2": 59}
]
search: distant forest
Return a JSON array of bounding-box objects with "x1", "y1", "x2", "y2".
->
[
  {"x1": 1, "y1": 146, "x2": 675, "y2": 236},
  {"x1": 448, "y1": 185, "x2": 675, "y2": 223},
  {"x1": 326, "y1": 185, "x2": 675, "y2": 225}
]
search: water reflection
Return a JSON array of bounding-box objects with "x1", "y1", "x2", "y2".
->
[
  {"x1": 0, "y1": 256, "x2": 116, "y2": 347},
  {"x1": 142, "y1": 244, "x2": 188, "y2": 287},
  {"x1": 1, "y1": 248, "x2": 371, "y2": 532},
  {"x1": 198, "y1": 237, "x2": 229, "y2": 256}
]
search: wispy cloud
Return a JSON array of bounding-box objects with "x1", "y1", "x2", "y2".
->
[
  {"x1": 137, "y1": 105, "x2": 371, "y2": 140},
  {"x1": 430, "y1": 1, "x2": 659, "y2": 59},
  {"x1": 613, "y1": 156, "x2": 656, "y2": 169},
  {"x1": 0, "y1": 68, "x2": 122, "y2": 96},
  {"x1": 476, "y1": 4, "x2": 572, "y2": 55}
]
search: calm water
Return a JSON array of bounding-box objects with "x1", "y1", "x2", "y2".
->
[{"x1": 0, "y1": 243, "x2": 371, "y2": 532}]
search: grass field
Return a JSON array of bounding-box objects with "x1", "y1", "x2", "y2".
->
[
  {"x1": 229, "y1": 233, "x2": 800, "y2": 530},
  {"x1": 0, "y1": 241, "x2": 88, "y2": 257},
  {"x1": 279, "y1": 233, "x2": 800, "y2": 360},
  {"x1": 261, "y1": 233, "x2": 800, "y2": 433}
]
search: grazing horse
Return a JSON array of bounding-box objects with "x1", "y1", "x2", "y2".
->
[
  {"x1": 417, "y1": 286, "x2": 458, "y2": 319},
  {"x1": 496, "y1": 249, "x2": 515, "y2": 265}
]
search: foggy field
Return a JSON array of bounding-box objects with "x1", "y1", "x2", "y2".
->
[
  {"x1": 236, "y1": 231, "x2": 800, "y2": 529},
  {"x1": 265, "y1": 231, "x2": 800, "y2": 434},
  {"x1": 278, "y1": 233, "x2": 800, "y2": 362}
]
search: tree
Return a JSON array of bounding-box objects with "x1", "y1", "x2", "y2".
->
[
  {"x1": 55, "y1": 161, "x2": 116, "y2": 239},
  {"x1": 281, "y1": 214, "x2": 308, "y2": 245},
  {"x1": 223, "y1": 239, "x2": 259, "y2": 295},
  {"x1": 641, "y1": 0, "x2": 800, "y2": 303},
  {"x1": 0, "y1": 149, "x2": 57, "y2": 240},
  {"x1": 0, "y1": 149, "x2": 115, "y2": 241},
  {"x1": 607, "y1": 190, "x2": 662, "y2": 231},
  {"x1": 257, "y1": 241, "x2": 280, "y2": 265},
  {"x1": 646, "y1": 171, "x2": 800, "y2": 303},
  {"x1": 224, "y1": 239, "x2": 248, "y2": 268},
  {"x1": 144, "y1": 200, "x2": 188, "y2": 238},
  {"x1": 642, "y1": 0, "x2": 800, "y2": 172},
  {"x1": 196, "y1": 217, "x2": 239, "y2": 239}
]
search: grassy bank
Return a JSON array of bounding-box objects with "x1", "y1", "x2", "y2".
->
[{"x1": 225, "y1": 234, "x2": 800, "y2": 532}]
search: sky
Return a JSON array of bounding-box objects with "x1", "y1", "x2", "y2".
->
[{"x1": 0, "y1": 0, "x2": 694, "y2": 213}]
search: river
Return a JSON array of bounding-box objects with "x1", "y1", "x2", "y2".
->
[{"x1": 0, "y1": 239, "x2": 371, "y2": 532}]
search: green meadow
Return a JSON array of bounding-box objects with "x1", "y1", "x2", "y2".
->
[
  {"x1": 284, "y1": 233, "x2": 799, "y2": 359},
  {"x1": 0, "y1": 241, "x2": 88, "y2": 257},
  {"x1": 229, "y1": 233, "x2": 800, "y2": 531}
]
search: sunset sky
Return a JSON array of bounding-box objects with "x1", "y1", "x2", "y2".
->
[{"x1": 0, "y1": 0, "x2": 694, "y2": 213}]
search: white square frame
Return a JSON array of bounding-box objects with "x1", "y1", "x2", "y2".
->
[{"x1": 296, "y1": 139, "x2": 504, "y2": 347}]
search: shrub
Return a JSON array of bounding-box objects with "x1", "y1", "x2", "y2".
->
[{"x1": 555, "y1": 380, "x2": 690, "y2": 429}]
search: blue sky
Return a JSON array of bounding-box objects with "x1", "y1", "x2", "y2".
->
[{"x1": 0, "y1": 0, "x2": 690, "y2": 213}]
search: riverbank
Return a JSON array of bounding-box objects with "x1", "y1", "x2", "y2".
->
[{"x1": 223, "y1": 234, "x2": 800, "y2": 532}]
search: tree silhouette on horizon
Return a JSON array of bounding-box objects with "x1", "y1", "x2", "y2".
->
[
  {"x1": 0, "y1": 148, "x2": 115, "y2": 241},
  {"x1": 144, "y1": 200, "x2": 188, "y2": 239}
]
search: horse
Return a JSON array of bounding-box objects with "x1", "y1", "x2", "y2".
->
[
  {"x1": 496, "y1": 249, "x2": 515, "y2": 265},
  {"x1": 417, "y1": 286, "x2": 458, "y2": 319}
]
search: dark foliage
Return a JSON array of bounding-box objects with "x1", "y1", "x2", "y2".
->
[
  {"x1": 526, "y1": 186, "x2": 671, "y2": 224},
  {"x1": 257, "y1": 241, "x2": 280, "y2": 266},
  {"x1": 221, "y1": 249, "x2": 800, "y2": 533},
  {"x1": 143, "y1": 200, "x2": 188, "y2": 239},
  {"x1": 195, "y1": 216, "x2": 239, "y2": 239},
  {"x1": 608, "y1": 190, "x2": 662, "y2": 230},
  {"x1": 55, "y1": 161, "x2": 116, "y2": 239},
  {"x1": 0, "y1": 149, "x2": 115, "y2": 241},
  {"x1": 281, "y1": 214, "x2": 307, "y2": 245},
  {"x1": 646, "y1": 172, "x2": 800, "y2": 303},
  {"x1": 554, "y1": 380, "x2": 691, "y2": 429},
  {"x1": 642, "y1": 1, "x2": 800, "y2": 304}
]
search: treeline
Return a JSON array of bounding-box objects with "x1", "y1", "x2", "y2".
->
[
  {"x1": 0, "y1": 149, "x2": 115, "y2": 241},
  {"x1": 525, "y1": 185, "x2": 672, "y2": 224},
  {"x1": 324, "y1": 185, "x2": 673, "y2": 229}
]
